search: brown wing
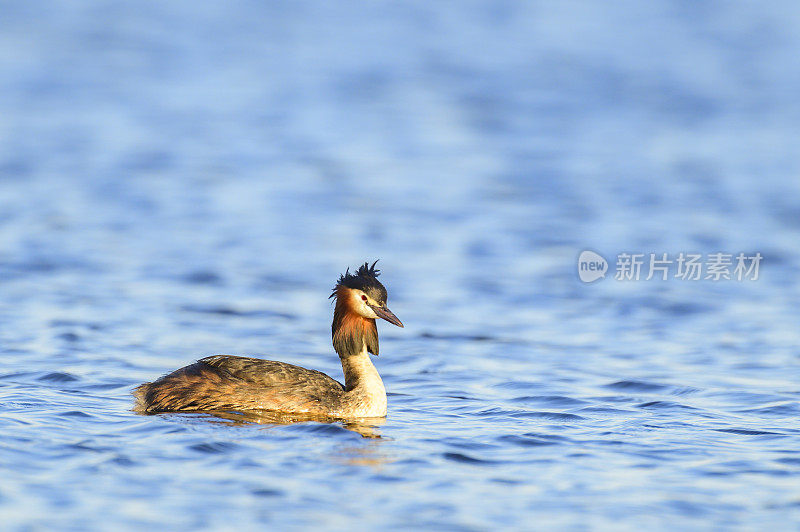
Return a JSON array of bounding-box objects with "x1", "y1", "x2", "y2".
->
[
  {"x1": 133, "y1": 355, "x2": 344, "y2": 415},
  {"x1": 199, "y1": 355, "x2": 344, "y2": 393}
]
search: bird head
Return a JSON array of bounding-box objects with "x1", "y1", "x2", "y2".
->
[{"x1": 331, "y1": 260, "x2": 403, "y2": 328}]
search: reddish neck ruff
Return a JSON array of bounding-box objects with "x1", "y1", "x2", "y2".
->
[{"x1": 331, "y1": 286, "x2": 379, "y2": 359}]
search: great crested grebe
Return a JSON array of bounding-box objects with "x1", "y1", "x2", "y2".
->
[{"x1": 133, "y1": 261, "x2": 403, "y2": 419}]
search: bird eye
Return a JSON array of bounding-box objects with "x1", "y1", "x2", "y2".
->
[{"x1": 361, "y1": 295, "x2": 368, "y2": 302}]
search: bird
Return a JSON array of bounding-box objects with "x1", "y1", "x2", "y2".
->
[{"x1": 133, "y1": 261, "x2": 404, "y2": 419}]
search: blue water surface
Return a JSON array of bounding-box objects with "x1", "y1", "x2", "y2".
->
[{"x1": 2, "y1": 2, "x2": 800, "y2": 530}]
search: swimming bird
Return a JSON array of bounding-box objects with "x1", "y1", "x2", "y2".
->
[{"x1": 133, "y1": 261, "x2": 403, "y2": 419}]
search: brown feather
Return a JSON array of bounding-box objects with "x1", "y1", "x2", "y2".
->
[
  {"x1": 133, "y1": 356, "x2": 344, "y2": 415},
  {"x1": 331, "y1": 286, "x2": 379, "y2": 357}
]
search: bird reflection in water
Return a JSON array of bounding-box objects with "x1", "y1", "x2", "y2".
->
[{"x1": 182, "y1": 409, "x2": 386, "y2": 439}]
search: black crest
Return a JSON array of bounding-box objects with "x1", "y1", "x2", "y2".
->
[{"x1": 331, "y1": 260, "x2": 387, "y2": 304}]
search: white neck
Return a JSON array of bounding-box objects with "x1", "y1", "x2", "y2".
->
[{"x1": 339, "y1": 345, "x2": 387, "y2": 417}]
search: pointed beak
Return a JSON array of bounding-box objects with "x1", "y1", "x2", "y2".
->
[{"x1": 370, "y1": 305, "x2": 404, "y2": 327}]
